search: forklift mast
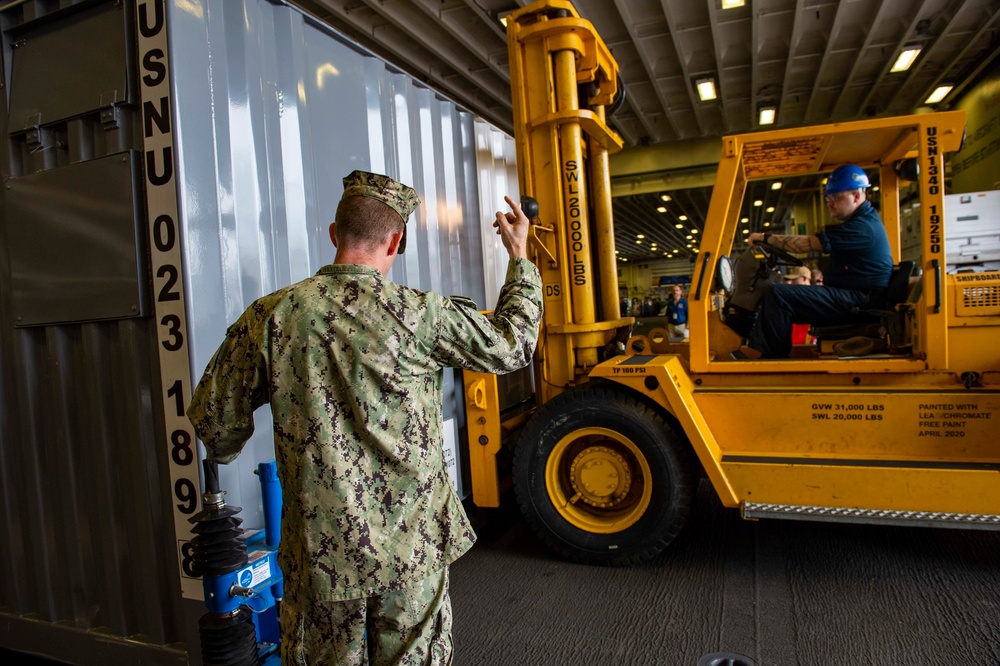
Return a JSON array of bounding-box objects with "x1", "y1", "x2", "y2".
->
[
  {"x1": 462, "y1": 0, "x2": 638, "y2": 507},
  {"x1": 505, "y1": 0, "x2": 632, "y2": 400}
]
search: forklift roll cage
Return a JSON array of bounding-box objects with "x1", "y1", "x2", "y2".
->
[{"x1": 464, "y1": 0, "x2": 1000, "y2": 565}]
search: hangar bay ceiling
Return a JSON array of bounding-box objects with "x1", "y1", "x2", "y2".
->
[{"x1": 289, "y1": 0, "x2": 1000, "y2": 262}]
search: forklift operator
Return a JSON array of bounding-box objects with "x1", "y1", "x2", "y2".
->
[{"x1": 746, "y1": 164, "x2": 893, "y2": 358}]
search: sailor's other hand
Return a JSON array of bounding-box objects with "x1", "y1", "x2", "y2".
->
[{"x1": 493, "y1": 194, "x2": 529, "y2": 259}]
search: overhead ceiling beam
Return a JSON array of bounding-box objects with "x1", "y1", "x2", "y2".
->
[
  {"x1": 458, "y1": 0, "x2": 512, "y2": 42},
  {"x1": 882, "y1": 0, "x2": 968, "y2": 114},
  {"x1": 611, "y1": 0, "x2": 680, "y2": 142},
  {"x1": 891, "y1": 0, "x2": 1000, "y2": 114},
  {"x1": 774, "y1": 0, "x2": 807, "y2": 128},
  {"x1": 827, "y1": 0, "x2": 893, "y2": 120},
  {"x1": 354, "y1": 0, "x2": 512, "y2": 111},
  {"x1": 852, "y1": 0, "x2": 932, "y2": 117},
  {"x1": 611, "y1": 166, "x2": 719, "y2": 197},
  {"x1": 614, "y1": 197, "x2": 696, "y2": 257},
  {"x1": 801, "y1": 0, "x2": 848, "y2": 124},
  {"x1": 610, "y1": 135, "x2": 721, "y2": 196},
  {"x1": 611, "y1": 202, "x2": 660, "y2": 260},
  {"x1": 610, "y1": 136, "x2": 722, "y2": 174},
  {"x1": 410, "y1": 0, "x2": 513, "y2": 85},
  {"x1": 750, "y1": 0, "x2": 763, "y2": 128},
  {"x1": 930, "y1": 31, "x2": 1000, "y2": 107},
  {"x1": 704, "y1": 0, "x2": 729, "y2": 132},
  {"x1": 660, "y1": 0, "x2": 709, "y2": 137},
  {"x1": 291, "y1": 0, "x2": 513, "y2": 132}
]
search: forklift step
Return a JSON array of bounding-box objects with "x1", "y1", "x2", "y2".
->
[{"x1": 742, "y1": 502, "x2": 1000, "y2": 530}]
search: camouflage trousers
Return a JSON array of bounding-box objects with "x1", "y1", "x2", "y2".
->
[{"x1": 280, "y1": 567, "x2": 453, "y2": 665}]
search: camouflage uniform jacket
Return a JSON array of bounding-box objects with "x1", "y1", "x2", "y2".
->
[{"x1": 188, "y1": 257, "x2": 542, "y2": 601}]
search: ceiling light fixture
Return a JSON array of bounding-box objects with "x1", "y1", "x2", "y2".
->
[
  {"x1": 637, "y1": 234, "x2": 645, "y2": 239},
  {"x1": 696, "y1": 78, "x2": 718, "y2": 101},
  {"x1": 657, "y1": 206, "x2": 668, "y2": 213},
  {"x1": 759, "y1": 106, "x2": 776, "y2": 125},
  {"x1": 753, "y1": 200, "x2": 763, "y2": 207},
  {"x1": 891, "y1": 46, "x2": 921, "y2": 73},
  {"x1": 721, "y1": 0, "x2": 745, "y2": 8},
  {"x1": 679, "y1": 214, "x2": 688, "y2": 221},
  {"x1": 766, "y1": 206, "x2": 775, "y2": 212},
  {"x1": 675, "y1": 223, "x2": 684, "y2": 228},
  {"x1": 771, "y1": 182, "x2": 782, "y2": 190},
  {"x1": 661, "y1": 194, "x2": 672, "y2": 202},
  {"x1": 925, "y1": 85, "x2": 953, "y2": 104}
]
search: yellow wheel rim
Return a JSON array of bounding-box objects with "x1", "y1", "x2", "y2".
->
[{"x1": 544, "y1": 426, "x2": 653, "y2": 534}]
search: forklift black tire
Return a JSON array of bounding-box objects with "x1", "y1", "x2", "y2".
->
[{"x1": 513, "y1": 384, "x2": 696, "y2": 566}]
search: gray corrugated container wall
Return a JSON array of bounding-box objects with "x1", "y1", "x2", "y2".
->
[{"x1": 0, "y1": 0, "x2": 523, "y2": 664}]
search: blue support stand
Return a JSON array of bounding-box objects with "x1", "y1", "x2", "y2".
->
[{"x1": 196, "y1": 460, "x2": 284, "y2": 665}]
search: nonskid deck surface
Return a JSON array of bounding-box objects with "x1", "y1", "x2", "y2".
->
[{"x1": 452, "y1": 482, "x2": 1000, "y2": 666}]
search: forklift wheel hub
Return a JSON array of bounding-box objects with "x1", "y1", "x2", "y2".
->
[
  {"x1": 569, "y1": 446, "x2": 632, "y2": 508},
  {"x1": 544, "y1": 427, "x2": 653, "y2": 534}
]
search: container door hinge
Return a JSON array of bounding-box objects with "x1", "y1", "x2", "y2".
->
[
  {"x1": 100, "y1": 91, "x2": 122, "y2": 130},
  {"x1": 23, "y1": 119, "x2": 52, "y2": 153},
  {"x1": 100, "y1": 103, "x2": 120, "y2": 131}
]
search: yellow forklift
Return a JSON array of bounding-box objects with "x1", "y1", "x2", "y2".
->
[{"x1": 464, "y1": 0, "x2": 1000, "y2": 565}]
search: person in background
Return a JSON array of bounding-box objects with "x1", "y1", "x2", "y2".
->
[
  {"x1": 811, "y1": 267, "x2": 825, "y2": 286},
  {"x1": 187, "y1": 171, "x2": 543, "y2": 666},
  {"x1": 665, "y1": 284, "x2": 689, "y2": 342},
  {"x1": 747, "y1": 164, "x2": 892, "y2": 358}
]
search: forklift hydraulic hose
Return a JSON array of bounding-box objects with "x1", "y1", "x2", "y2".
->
[{"x1": 607, "y1": 74, "x2": 626, "y2": 117}]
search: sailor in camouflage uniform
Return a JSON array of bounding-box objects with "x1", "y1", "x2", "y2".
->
[{"x1": 188, "y1": 171, "x2": 543, "y2": 665}]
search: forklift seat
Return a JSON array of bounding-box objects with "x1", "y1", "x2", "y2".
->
[{"x1": 811, "y1": 261, "x2": 916, "y2": 350}]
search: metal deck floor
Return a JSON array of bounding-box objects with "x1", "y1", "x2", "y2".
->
[{"x1": 450, "y1": 482, "x2": 1000, "y2": 666}]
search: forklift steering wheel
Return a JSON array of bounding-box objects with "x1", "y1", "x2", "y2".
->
[{"x1": 756, "y1": 241, "x2": 804, "y2": 268}]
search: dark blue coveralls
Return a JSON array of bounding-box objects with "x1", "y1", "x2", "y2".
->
[
  {"x1": 749, "y1": 200, "x2": 893, "y2": 358},
  {"x1": 666, "y1": 297, "x2": 688, "y2": 326}
]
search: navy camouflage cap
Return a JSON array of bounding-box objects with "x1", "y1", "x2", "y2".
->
[{"x1": 342, "y1": 170, "x2": 421, "y2": 222}]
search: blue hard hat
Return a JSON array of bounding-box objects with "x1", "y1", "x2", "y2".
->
[{"x1": 825, "y1": 164, "x2": 870, "y2": 194}]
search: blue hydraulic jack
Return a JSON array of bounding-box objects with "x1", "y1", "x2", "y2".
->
[{"x1": 190, "y1": 459, "x2": 284, "y2": 665}]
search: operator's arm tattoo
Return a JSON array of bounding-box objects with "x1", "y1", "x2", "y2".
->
[{"x1": 771, "y1": 234, "x2": 820, "y2": 253}]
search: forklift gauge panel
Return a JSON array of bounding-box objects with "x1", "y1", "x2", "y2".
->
[{"x1": 717, "y1": 255, "x2": 734, "y2": 291}]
